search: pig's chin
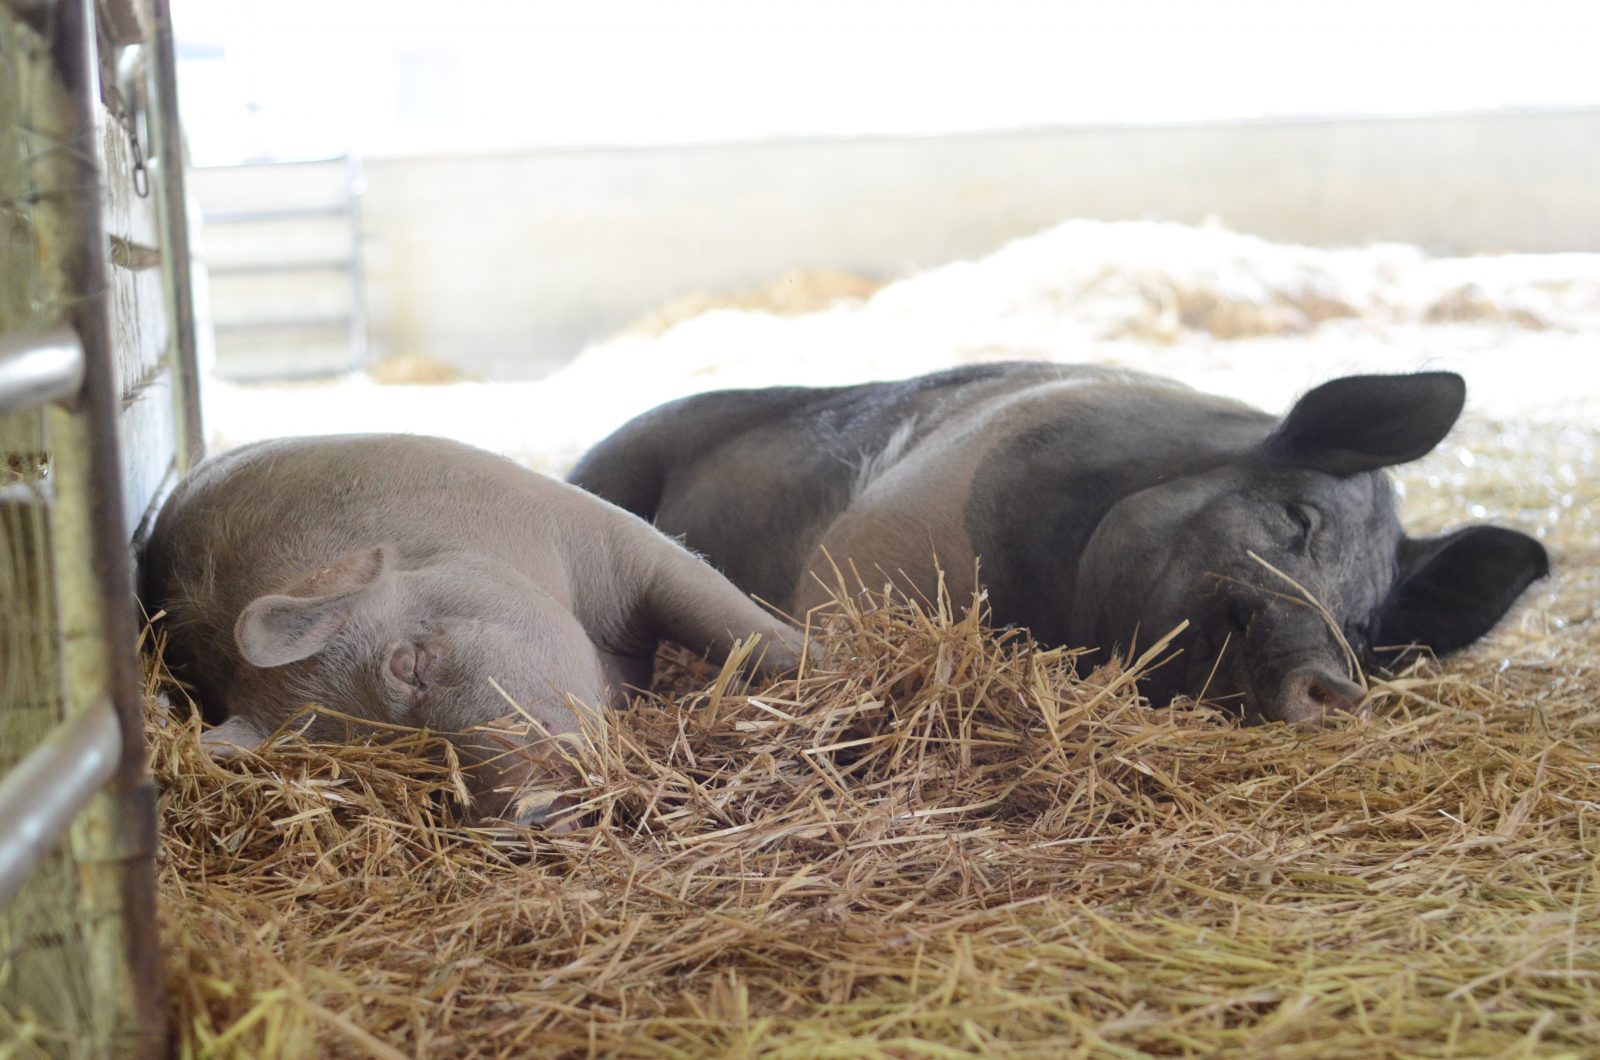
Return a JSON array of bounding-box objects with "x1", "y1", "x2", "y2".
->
[
  {"x1": 1113, "y1": 595, "x2": 1257, "y2": 717},
  {"x1": 1128, "y1": 635, "x2": 1246, "y2": 717}
]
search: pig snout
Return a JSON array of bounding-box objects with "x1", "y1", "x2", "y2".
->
[
  {"x1": 1271, "y1": 666, "x2": 1365, "y2": 728},
  {"x1": 455, "y1": 716, "x2": 592, "y2": 832},
  {"x1": 1232, "y1": 599, "x2": 1367, "y2": 727}
]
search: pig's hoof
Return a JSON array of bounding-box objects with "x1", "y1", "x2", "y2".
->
[{"x1": 509, "y1": 789, "x2": 585, "y2": 833}]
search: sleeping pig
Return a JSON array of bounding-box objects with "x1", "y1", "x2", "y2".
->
[
  {"x1": 568, "y1": 363, "x2": 1548, "y2": 725},
  {"x1": 142, "y1": 434, "x2": 805, "y2": 827}
]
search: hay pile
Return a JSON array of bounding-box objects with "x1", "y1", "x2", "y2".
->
[
  {"x1": 366, "y1": 354, "x2": 471, "y2": 387},
  {"x1": 620, "y1": 269, "x2": 883, "y2": 339},
  {"x1": 151, "y1": 415, "x2": 1598, "y2": 1057}
]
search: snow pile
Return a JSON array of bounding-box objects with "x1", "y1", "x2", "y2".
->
[{"x1": 206, "y1": 219, "x2": 1600, "y2": 473}]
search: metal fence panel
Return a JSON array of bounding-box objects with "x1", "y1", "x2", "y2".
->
[{"x1": 1, "y1": 0, "x2": 204, "y2": 1054}]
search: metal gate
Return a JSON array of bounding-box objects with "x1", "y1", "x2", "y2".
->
[{"x1": 1, "y1": 0, "x2": 203, "y2": 1054}]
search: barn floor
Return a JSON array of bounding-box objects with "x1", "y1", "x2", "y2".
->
[{"x1": 153, "y1": 221, "x2": 1599, "y2": 1057}]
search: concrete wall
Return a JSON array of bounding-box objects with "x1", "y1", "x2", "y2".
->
[{"x1": 204, "y1": 110, "x2": 1600, "y2": 379}]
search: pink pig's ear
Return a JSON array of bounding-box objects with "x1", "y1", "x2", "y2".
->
[{"x1": 235, "y1": 545, "x2": 395, "y2": 668}]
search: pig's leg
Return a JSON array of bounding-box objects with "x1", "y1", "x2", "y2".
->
[{"x1": 615, "y1": 527, "x2": 810, "y2": 678}]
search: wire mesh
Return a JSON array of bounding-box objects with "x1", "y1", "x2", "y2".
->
[
  {"x1": 1, "y1": 444, "x2": 98, "y2": 1056},
  {"x1": 1, "y1": 5, "x2": 106, "y2": 1054}
]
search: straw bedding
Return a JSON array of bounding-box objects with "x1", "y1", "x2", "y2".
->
[
  {"x1": 149, "y1": 408, "x2": 1599, "y2": 1058},
  {"x1": 161, "y1": 207, "x2": 1600, "y2": 1060}
]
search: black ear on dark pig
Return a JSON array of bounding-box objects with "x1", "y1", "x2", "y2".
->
[
  {"x1": 1265, "y1": 372, "x2": 1466, "y2": 476},
  {"x1": 1374, "y1": 525, "x2": 1549, "y2": 664}
]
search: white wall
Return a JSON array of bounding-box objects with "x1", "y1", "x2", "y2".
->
[
  {"x1": 174, "y1": 0, "x2": 1600, "y2": 162},
  {"x1": 331, "y1": 111, "x2": 1600, "y2": 379}
]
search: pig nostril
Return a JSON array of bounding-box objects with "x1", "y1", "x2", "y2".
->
[
  {"x1": 1312, "y1": 677, "x2": 1360, "y2": 713},
  {"x1": 1278, "y1": 667, "x2": 1364, "y2": 726}
]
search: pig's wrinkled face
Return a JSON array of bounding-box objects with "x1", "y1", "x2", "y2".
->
[
  {"x1": 210, "y1": 546, "x2": 599, "y2": 824},
  {"x1": 1070, "y1": 372, "x2": 1549, "y2": 726},
  {"x1": 1074, "y1": 465, "x2": 1403, "y2": 724}
]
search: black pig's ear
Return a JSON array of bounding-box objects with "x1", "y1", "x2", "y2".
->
[
  {"x1": 1265, "y1": 372, "x2": 1465, "y2": 476},
  {"x1": 1374, "y1": 525, "x2": 1549, "y2": 664}
]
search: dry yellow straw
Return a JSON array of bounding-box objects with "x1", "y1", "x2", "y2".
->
[{"x1": 148, "y1": 414, "x2": 1599, "y2": 1057}]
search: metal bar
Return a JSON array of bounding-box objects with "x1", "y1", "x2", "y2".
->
[
  {"x1": 0, "y1": 703, "x2": 120, "y2": 909},
  {"x1": 202, "y1": 204, "x2": 353, "y2": 223},
  {"x1": 345, "y1": 152, "x2": 368, "y2": 372},
  {"x1": 197, "y1": 154, "x2": 349, "y2": 169},
  {"x1": 220, "y1": 362, "x2": 369, "y2": 384},
  {"x1": 56, "y1": 0, "x2": 145, "y2": 786},
  {"x1": 208, "y1": 258, "x2": 355, "y2": 275},
  {"x1": 149, "y1": 0, "x2": 204, "y2": 469},
  {"x1": 51, "y1": 0, "x2": 168, "y2": 1051},
  {"x1": 0, "y1": 327, "x2": 85, "y2": 414},
  {"x1": 213, "y1": 315, "x2": 353, "y2": 333}
]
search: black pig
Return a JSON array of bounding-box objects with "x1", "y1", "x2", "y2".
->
[{"x1": 569, "y1": 364, "x2": 1548, "y2": 725}]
